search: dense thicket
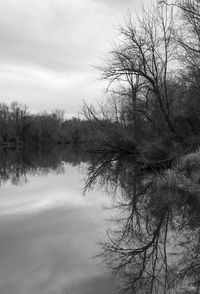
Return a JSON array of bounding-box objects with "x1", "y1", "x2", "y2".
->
[{"x1": 81, "y1": 0, "x2": 200, "y2": 160}]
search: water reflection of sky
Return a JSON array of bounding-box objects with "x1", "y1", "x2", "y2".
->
[
  {"x1": 0, "y1": 164, "x2": 102, "y2": 214},
  {"x1": 0, "y1": 163, "x2": 117, "y2": 294}
]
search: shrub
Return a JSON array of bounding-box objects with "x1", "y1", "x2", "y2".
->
[
  {"x1": 178, "y1": 150, "x2": 200, "y2": 174},
  {"x1": 141, "y1": 140, "x2": 173, "y2": 162}
]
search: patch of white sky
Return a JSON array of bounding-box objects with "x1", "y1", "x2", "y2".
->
[{"x1": 0, "y1": 0, "x2": 154, "y2": 117}]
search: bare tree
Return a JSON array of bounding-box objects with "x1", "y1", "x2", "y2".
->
[
  {"x1": 99, "y1": 3, "x2": 178, "y2": 136},
  {"x1": 10, "y1": 101, "x2": 29, "y2": 138},
  {"x1": 162, "y1": 0, "x2": 200, "y2": 63}
]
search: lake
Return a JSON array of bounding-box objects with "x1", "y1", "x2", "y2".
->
[
  {"x1": 0, "y1": 147, "x2": 199, "y2": 293},
  {"x1": 0, "y1": 147, "x2": 118, "y2": 294}
]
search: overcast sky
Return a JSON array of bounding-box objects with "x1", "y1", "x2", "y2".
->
[{"x1": 0, "y1": 0, "x2": 152, "y2": 117}]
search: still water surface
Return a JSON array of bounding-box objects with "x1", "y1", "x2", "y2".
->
[
  {"x1": 0, "y1": 149, "x2": 117, "y2": 294},
  {"x1": 1, "y1": 147, "x2": 199, "y2": 293}
]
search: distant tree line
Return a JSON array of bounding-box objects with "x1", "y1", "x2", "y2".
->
[{"x1": 0, "y1": 101, "x2": 106, "y2": 148}]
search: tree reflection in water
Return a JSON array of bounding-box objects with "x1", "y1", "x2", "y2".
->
[
  {"x1": 0, "y1": 145, "x2": 89, "y2": 186},
  {"x1": 84, "y1": 153, "x2": 200, "y2": 293}
]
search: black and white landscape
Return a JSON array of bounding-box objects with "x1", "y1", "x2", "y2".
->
[{"x1": 1, "y1": 0, "x2": 200, "y2": 293}]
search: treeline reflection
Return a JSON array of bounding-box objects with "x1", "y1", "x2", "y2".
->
[
  {"x1": 0, "y1": 146, "x2": 89, "y2": 186},
  {"x1": 84, "y1": 153, "x2": 200, "y2": 294}
]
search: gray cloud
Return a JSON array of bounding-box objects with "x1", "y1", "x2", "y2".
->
[
  {"x1": 91, "y1": 0, "x2": 136, "y2": 5},
  {"x1": 0, "y1": 0, "x2": 101, "y2": 72},
  {"x1": 0, "y1": 0, "x2": 149, "y2": 115}
]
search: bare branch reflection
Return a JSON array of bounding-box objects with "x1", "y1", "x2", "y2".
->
[{"x1": 84, "y1": 154, "x2": 200, "y2": 293}]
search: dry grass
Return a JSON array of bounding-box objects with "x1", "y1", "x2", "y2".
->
[
  {"x1": 154, "y1": 169, "x2": 189, "y2": 191},
  {"x1": 177, "y1": 150, "x2": 200, "y2": 174},
  {"x1": 152, "y1": 149, "x2": 200, "y2": 197}
]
